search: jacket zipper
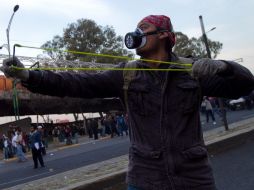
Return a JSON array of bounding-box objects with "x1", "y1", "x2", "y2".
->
[{"x1": 160, "y1": 72, "x2": 176, "y2": 190}]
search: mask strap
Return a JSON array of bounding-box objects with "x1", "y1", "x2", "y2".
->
[{"x1": 141, "y1": 29, "x2": 169, "y2": 37}]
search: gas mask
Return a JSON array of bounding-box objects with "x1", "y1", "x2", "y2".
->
[{"x1": 124, "y1": 28, "x2": 168, "y2": 49}]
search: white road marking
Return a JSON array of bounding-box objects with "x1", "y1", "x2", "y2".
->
[
  {"x1": 241, "y1": 113, "x2": 254, "y2": 119},
  {"x1": 0, "y1": 170, "x2": 52, "y2": 186}
]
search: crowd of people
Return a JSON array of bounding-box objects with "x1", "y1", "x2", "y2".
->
[
  {"x1": 0, "y1": 112, "x2": 129, "y2": 162},
  {"x1": 1, "y1": 127, "x2": 28, "y2": 161},
  {"x1": 86, "y1": 113, "x2": 129, "y2": 140},
  {"x1": 0, "y1": 126, "x2": 44, "y2": 162}
]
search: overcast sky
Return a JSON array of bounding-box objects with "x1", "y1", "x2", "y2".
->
[{"x1": 0, "y1": 0, "x2": 253, "y2": 73}]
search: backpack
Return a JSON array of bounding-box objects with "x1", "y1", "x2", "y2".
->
[{"x1": 122, "y1": 57, "x2": 193, "y2": 111}]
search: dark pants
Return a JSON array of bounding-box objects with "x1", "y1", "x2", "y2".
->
[
  {"x1": 206, "y1": 110, "x2": 215, "y2": 122},
  {"x1": 32, "y1": 148, "x2": 44, "y2": 168},
  {"x1": 93, "y1": 128, "x2": 98, "y2": 140}
]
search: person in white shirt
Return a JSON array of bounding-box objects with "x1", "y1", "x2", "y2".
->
[
  {"x1": 15, "y1": 130, "x2": 27, "y2": 162},
  {"x1": 11, "y1": 132, "x2": 18, "y2": 155},
  {"x1": 204, "y1": 97, "x2": 216, "y2": 125}
]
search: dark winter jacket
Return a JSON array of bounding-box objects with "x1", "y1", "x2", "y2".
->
[
  {"x1": 22, "y1": 54, "x2": 254, "y2": 190},
  {"x1": 29, "y1": 130, "x2": 43, "y2": 149}
]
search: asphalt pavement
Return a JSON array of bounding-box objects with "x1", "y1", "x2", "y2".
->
[{"x1": 211, "y1": 137, "x2": 254, "y2": 190}]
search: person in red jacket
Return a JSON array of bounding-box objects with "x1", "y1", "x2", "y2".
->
[{"x1": 1, "y1": 15, "x2": 254, "y2": 190}]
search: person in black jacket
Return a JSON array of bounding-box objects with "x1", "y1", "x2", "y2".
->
[
  {"x1": 29, "y1": 126, "x2": 45, "y2": 169},
  {"x1": 1, "y1": 15, "x2": 254, "y2": 190}
]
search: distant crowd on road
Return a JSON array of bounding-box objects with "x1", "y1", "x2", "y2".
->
[
  {"x1": 51, "y1": 112, "x2": 129, "y2": 143},
  {"x1": 0, "y1": 112, "x2": 129, "y2": 161},
  {"x1": 0, "y1": 125, "x2": 47, "y2": 162},
  {"x1": 86, "y1": 113, "x2": 129, "y2": 140}
]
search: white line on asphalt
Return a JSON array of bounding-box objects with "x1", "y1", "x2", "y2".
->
[
  {"x1": 0, "y1": 170, "x2": 52, "y2": 186},
  {"x1": 241, "y1": 113, "x2": 254, "y2": 119},
  {"x1": 46, "y1": 139, "x2": 98, "y2": 154}
]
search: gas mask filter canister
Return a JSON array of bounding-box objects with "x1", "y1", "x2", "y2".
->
[
  {"x1": 124, "y1": 28, "x2": 168, "y2": 49},
  {"x1": 124, "y1": 28, "x2": 147, "y2": 49}
]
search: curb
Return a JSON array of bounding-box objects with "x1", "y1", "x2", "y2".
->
[
  {"x1": 60, "y1": 169, "x2": 126, "y2": 190},
  {"x1": 206, "y1": 126, "x2": 254, "y2": 155}
]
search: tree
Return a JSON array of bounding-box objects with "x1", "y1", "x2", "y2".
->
[
  {"x1": 173, "y1": 32, "x2": 223, "y2": 59},
  {"x1": 97, "y1": 25, "x2": 133, "y2": 63},
  {"x1": 41, "y1": 35, "x2": 65, "y2": 60},
  {"x1": 41, "y1": 19, "x2": 133, "y2": 64}
]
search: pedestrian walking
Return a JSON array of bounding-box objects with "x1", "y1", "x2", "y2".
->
[
  {"x1": 91, "y1": 118, "x2": 99, "y2": 140},
  {"x1": 29, "y1": 126, "x2": 45, "y2": 169},
  {"x1": 204, "y1": 97, "x2": 216, "y2": 125},
  {"x1": 37, "y1": 126, "x2": 46, "y2": 155},
  {"x1": 15, "y1": 130, "x2": 27, "y2": 162},
  {"x1": 65, "y1": 125, "x2": 72, "y2": 145},
  {"x1": 52, "y1": 126, "x2": 60, "y2": 144},
  {"x1": 71, "y1": 124, "x2": 79, "y2": 144},
  {"x1": 2, "y1": 135, "x2": 10, "y2": 160}
]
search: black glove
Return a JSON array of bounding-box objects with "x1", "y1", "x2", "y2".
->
[{"x1": 0, "y1": 56, "x2": 29, "y2": 81}]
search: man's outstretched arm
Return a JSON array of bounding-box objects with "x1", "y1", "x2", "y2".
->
[
  {"x1": 192, "y1": 58, "x2": 254, "y2": 98},
  {"x1": 1, "y1": 57, "x2": 124, "y2": 99}
]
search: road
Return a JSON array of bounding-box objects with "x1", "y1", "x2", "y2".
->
[{"x1": 211, "y1": 138, "x2": 254, "y2": 190}]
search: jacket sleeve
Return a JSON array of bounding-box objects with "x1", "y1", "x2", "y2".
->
[
  {"x1": 199, "y1": 60, "x2": 254, "y2": 99},
  {"x1": 22, "y1": 63, "x2": 125, "y2": 99}
]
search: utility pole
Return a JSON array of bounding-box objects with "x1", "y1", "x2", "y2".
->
[{"x1": 199, "y1": 15, "x2": 229, "y2": 131}]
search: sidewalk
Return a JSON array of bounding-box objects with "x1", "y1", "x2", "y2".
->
[{"x1": 4, "y1": 117, "x2": 254, "y2": 190}]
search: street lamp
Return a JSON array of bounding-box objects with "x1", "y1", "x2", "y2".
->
[
  {"x1": 6, "y1": 5, "x2": 19, "y2": 58},
  {"x1": 199, "y1": 16, "x2": 212, "y2": 58},
  {"x1": 199, "y1": 27, "x2": 216, "y2": 55},
  {"x1": 205, "y1": 27, "x2": 216, "y2": 34},
  {"x1": 199, "y1": 15, "x2": 229, "y2": 131}
]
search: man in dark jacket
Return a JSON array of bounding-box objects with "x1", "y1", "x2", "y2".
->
[
  {"x1": 1, "y1": 15, "x2": 254, "y2": 189},
  {"x1": 29, "y1": 126, "x2": 45, "y2": 169}
]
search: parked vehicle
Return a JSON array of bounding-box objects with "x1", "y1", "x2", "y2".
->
[{"x1": 229, "y1": 97, "x2": 246, "y2": 110}]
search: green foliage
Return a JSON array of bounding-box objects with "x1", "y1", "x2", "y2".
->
[
  {"x1": 173, "y1": 32, "x2": 223, "y2": 59},
  {"x1": 41, "y1": 35, "x2": 65, "y2": 60},
  {"x1": 41, "y1": 19, "x2": 134, "y2": 64}
]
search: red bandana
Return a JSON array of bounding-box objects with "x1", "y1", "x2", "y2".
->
[{"x1": 141, "y1": 15, "x2": 176, "y2": 47}]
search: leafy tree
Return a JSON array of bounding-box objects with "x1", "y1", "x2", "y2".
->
[
  {"x1": 97, "y1": 25, "x2": 133, "y2": 63},
  {"x1": 41, "y1": 35, "x2": 65, "y2": 60},
  {"x1": 41, "y1": 19, "x2": 133, "y2": 64},
  {"x1": 173, "y1": 32, "x2": 223, "y2": 59}
]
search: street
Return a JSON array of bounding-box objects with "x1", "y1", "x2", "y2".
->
[{"x1": 211, "y1": 137, "x2": 254, "y2": 190}]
